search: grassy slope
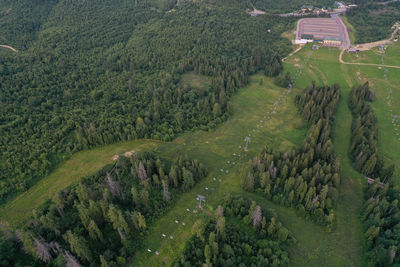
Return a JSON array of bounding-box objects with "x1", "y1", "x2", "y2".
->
[
  {"x1": 342, "y1": 43, "x2": 400, "y2": 66},
  {"x1": 340, "y1": 42, "x2": 400, "y2": 186},
  {"x1": 135, "y1": 47, "x2": 370, "y2": 267},
  {"x1": 0, "y1": 141, "x2": 158, "y2": 226},
  {"x1": 284, "y1": 46, "x2": 366, "y2": 267},
  {"x1": 3, "y1": 33, "x2": 399, "y2": 267},
  {"x1": 133, "y1": 74, "x2": 308, "y2": 266},
  {"x1": 2, "y1": 46, "x2": 373, "y2": 267}
]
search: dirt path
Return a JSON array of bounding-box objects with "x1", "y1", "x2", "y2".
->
[
  {"x1": 355, "y1": 40, "x2": 393, "y2": 51},
  {"x1": 339, "y1": 49, "x2": 400, "y2": 69},
  {"x1": 0, "y1": 45, "x2": 18, "y2": 53},
  {"x1": 353, "y1": 26, "x2": 399, "y2": 51},
  {"x1": 282, "y1": 44, "x2": 304, "y2": 61}
]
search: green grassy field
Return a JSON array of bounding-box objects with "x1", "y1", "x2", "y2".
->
[
  {"x1": 342, "y1": 42, "x2": 400, "y2": 66},
  {"x1": 339, "y1": 42, "x2": 400, "y2": 186},
  {"x1": 284, "y1": 46, "x2": 367, "y2": 267},
  {"x1": 351, "y1": 65, "x2": 400, "y2": 186},
  {"x1": 128, "y1": 74, "x2": 310, "y2": 266},
  {"x1": 0, "y1": 141, "x2": 159, "y2": 226},
  {"x1": 181, "y1": 71, "x2": 211, "y2": 89},
  {"x1": 3, "y1": 39, "x2": 400, "y2": 267}
]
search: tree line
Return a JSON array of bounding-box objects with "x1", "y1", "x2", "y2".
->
[
  {"x1": 0, "y1": 152, "x2": 207, "y2": 266},
  {"x1": 174, "y1": 195, "x2": 292, "y2": 267},
  {"x1": 244, "y1": 82, "x2": 341, "y2": 228},
  {"x1": 348, "y1": 83, "x2": 399, "y2": 266}
]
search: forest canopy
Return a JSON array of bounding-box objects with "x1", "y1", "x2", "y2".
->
[
  {"x1": 346, "y1": 1, "x2": 400, "y2": 43},
  {"x1": 0, "y1": 152, "x2": 207, "y2": 266},
  {"x1": 0, "y1": 0, "x2": 295, "y2": 201}
]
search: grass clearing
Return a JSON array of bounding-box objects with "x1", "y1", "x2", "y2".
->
[
  {"x1": 284, "y1": 46, "x2": 367, "y2": 266},
  {"x1": 342, "y1": 42, "x2": 400, "y2": 66},
  {"x1": 338, "y1": 42, "x2": 400, "y2": 186},
  {"x1": 180, "y1": 71, "x2": 211, "y2": 90},
  {"x1": 0, "y1": 141, "x2": 158, "y2": 226},
  {"x1": 133, "y1": 74, "x2": 307, "y2": 266},
  {"x1": 353, "y1": 66, "x2": 400, "y2": 186}
]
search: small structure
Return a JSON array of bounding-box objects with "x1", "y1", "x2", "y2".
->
[
  {"x1": 348, "y1": 48, "x2": 359, "y2": 53},
  {"x1": 335, "y1": 1, "x2": 347, "y2": 8},
  {"x1": 248, "y1": 8, "x2": 266, "y2": 16},
  {"x1": 295, "y1": 34, "x2": 314, "y2": 44},
  {"x1": 301, "y1": 34, "x2": 314, "y2": 40},
  {"x1": 365, "y1": 177, "x2": 384, "y2": 188},
  {"x1": 379, "y1": 44, "x2": 386, "y2": 51},
  {"x1": 301, "y1": 5, "x2": 314, "y2": 12},
  {"x1": 312, "y1": 44, "x2": 320, "y2": 50},
  {"x1": 244, "y1": 136, "x2": 251, "y2": 152},
  {"x1": 197, "y1": 195, "x2": 206, "y2": 207},
  {"x1": 323, "y1": 36, "x2": 342, "y2": 47}
]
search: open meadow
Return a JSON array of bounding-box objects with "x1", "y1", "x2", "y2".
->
[{"x1": 342, "y1": 42, "x2": 400, "y2": 66}]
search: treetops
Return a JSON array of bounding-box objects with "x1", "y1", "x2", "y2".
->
[
  {"x1": 3, "y1": 152, "x2": 207, "y2": 266},
  {"x1": 348, "y1": 82, "x2": 400, "y2": 266},
  {"x1": 174, "y1": 195, "x2": 293, "y2": 266},
  {"x1": 244, "y1": 83, "x2": 341, "y2": 227},
  {"x1": 0, "y1": 0, "x2": 294, "y2": 201}
]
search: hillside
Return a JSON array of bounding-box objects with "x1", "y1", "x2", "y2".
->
[
  {"x1": 1, "y1": 0, "x2": 400, "y2": 266},
  {"x1": 0, "y1": 0, "x2": 294, "y2": 202}
]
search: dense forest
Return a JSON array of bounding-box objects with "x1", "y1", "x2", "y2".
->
[
  {"x1": 0, "y1": 152, "x2": 207, "y2": 266},
  {"x1": 346, "y1": 1, "x2": 400, "y2": 43},
  {"x1": 174, "y1": 196, "x2": 292, "y2": 266},
  {"x1": 244, "y1": 83, "x2": 341, "y2": 227},
  {"x1": 348, "y1": 83, "x2": 400, "y2": 266},
  {"x1": 0, "y1": 0, "x2": 297, "y2": 202}
]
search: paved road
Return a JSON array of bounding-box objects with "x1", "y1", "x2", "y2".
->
[{"x1": 331, "y1": 14, "x2": 351, "y2": 49}]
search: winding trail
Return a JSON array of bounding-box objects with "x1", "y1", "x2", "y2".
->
[
  {"x1": 0, "y1": 45, "x2": 18, "y2": 53},
  {"x1": 339, "y1": 49, "x2": 400, "y2": 69}
]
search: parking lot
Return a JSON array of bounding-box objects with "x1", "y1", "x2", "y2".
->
[{"x1": 296, "y1": 16, "x2": 350, "y2": 49}]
